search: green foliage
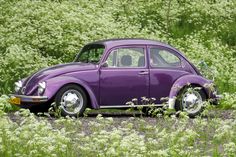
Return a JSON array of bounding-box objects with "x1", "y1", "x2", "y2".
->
[
  {"x1": 0, "y1": 45, "x2": 59, "y2": 93},
  {"x1": 0, "y1": 111, "x2": 73, "y2": 157},
  {"x1": 0, "y1": 0, "x2": 235, "y2": 107},
  {"x1": 170, "y1": 35, "x2": 236, "y2": 93},
  {"x1": 1, "y1": 111, "x2": 236, "y2": 156},
  {"x1": 0, "y1": 2, "x2": 235, "y2": 156},
  {"x1": 219, "y1": 93, "x2": 236, "y2": 109},
  {"x1": 0, "y1": 0, "x2": 157, "y2": 61},
  {"x1": 0, "y1": 95, "x2": 18, "y2": 112}
]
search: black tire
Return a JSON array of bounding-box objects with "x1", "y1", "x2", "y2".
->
[
  {"x1": 55, "y1": 84, "x2": 87, "y2": 117},
  {"x1": 175, "y1": 86, "x2": 206, "y2": 118}
]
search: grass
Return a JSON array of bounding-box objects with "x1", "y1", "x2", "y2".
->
[
  {"x1": 1, "y1": 108, "x2": 236, "y2": 157},
  {"x1": 1, "y1": 94, "x2": 236, "y2": 156}
]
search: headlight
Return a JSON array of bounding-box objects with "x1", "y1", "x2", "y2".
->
[
  {"x1": 14, "y1": 80, "x2": 23, "y2": 92},
  {"x1": 38, "y1": 82, "x2": 46, "y2": 94}
]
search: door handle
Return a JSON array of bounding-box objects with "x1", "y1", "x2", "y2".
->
[{"x1": 139, "y1": 71, "x2": 149, "y2": 75}]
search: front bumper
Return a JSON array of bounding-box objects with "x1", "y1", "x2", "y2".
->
[{"x1": 9, "y1": 94, "x2": 48, "y2": 106}]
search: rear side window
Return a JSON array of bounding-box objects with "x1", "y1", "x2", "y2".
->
[{"x1": 150, "y1": 48, "x2": 181, "y2": 68}]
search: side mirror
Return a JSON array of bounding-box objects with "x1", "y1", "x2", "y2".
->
[{"x1": 101, "y1": 61, "x2": 108, "y2": 68}]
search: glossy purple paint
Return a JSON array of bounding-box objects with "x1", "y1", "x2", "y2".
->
[{"x1": 12, "y1": 39, "x2": 218, "y2": 109}]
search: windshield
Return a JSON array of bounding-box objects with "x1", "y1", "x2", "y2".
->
[{"x1": 75, "y1": 44, "x2": 105, "y2": 63}]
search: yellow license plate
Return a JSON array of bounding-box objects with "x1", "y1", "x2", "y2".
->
[{"x1": 9, "y1": 97, "x2": 21, "y2": 105}]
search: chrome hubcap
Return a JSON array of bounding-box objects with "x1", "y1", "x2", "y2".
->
[
  {"x1": 60, "y1": 89, "x2": 83, "y2": 114},
  {"x1": 182, "y1": 90, "x2": 203, "y2": 114}
]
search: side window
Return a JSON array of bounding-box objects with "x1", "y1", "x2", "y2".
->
[
  {"x1": 150, "y1": 48, "x2": 181, "y2": 68},
  {"x1": 106, "y1": 47, "x2": 145, "y2": 67}
]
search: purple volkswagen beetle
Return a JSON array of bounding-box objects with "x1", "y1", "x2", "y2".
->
[{"x1": 9, "y1": 39, "x2": 220, "y2": 117}]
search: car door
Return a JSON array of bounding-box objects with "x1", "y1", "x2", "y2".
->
[
  {"x1": 149, "y1": 46, "x2": 189, "y2": 104},
  {"x1": 99, "y1": 46, "x2": 149, "y2": 106}
]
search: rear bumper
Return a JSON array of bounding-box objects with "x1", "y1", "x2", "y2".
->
[
  {"x1": 215, "y1": 94, "x2": 223, "y2": 100},
  {"x1": 211, "y1": 94, "x2": 223, "y2": 105},
  {"x1": 9, "y1": 94, "x2": 48, "y2": 107}
]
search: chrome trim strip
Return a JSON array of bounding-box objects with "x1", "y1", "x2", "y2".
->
[
  {"x1": 100, "y1": 104, "x2": 163, "y2": 108},
  {"x1": 138, "y1": 71, "x2": 149, "y2": 75}
]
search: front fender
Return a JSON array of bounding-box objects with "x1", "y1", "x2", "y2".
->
[
  {"x1": 168, "y1": 74, "x2": 213, "y2": 109},
  {"x1": 44, "y1": 76, "x2": 99, "y2": 109}
]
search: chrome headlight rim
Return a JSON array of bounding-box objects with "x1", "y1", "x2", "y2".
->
[
  {"x1": 38, "y1": 81, "x2": 46, "y2": 95},
  {"x1": 14, "y1": 80, "x2": 23, "y2": 92}
]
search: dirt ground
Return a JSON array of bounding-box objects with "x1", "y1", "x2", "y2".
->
[{"x1": 8, "y1": 109, "x2": 236, "y2": 124}]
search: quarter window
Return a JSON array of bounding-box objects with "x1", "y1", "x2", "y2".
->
[
  {"x1": 150, "y1": 48, "x2": 181, "y2": 68},
  {"x1": 106, "y1": 47, "x2": 145, "y2": 67}
]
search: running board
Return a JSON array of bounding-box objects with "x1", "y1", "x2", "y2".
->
[{"x1": 100, "y1": 104, "x2": 164, "y2": 109}]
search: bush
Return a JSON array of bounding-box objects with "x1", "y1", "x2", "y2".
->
[
  {"x1": 0, "y1": 45, "x2": 59, "y2": 94},
  {"x1": 0, "y1": 0, "x2": 164, "y2": 62},
  {"x1": 0, "y1": 95, "x2": 18, "y2": 112},
  {"x1": 0, "y1": 0, "x2": 165, "y2": 94},
  {"x1": 170, "y1": 34, "x2": 236, "y2": 93},
  {"x1": 0, "y1": 0, "x2": 235, "y2": 103},
  {"x1": 219, "y1": 93, "x2": 236, "y2": 109}
]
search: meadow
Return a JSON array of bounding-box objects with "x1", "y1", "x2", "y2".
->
[
  {"x1": 0, "y1": 103, "x2": 236, "y2": 157},
  {"x1": 0, "y1": 94, "x2": 236, "y2": 156}
]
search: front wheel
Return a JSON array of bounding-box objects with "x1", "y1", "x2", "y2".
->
[
  {"x1": 175, "y1": 86, "x2": 206, "y2": 118},
  {"x1": 55, "y1": 85, "x2": 87, "y2": 117}
]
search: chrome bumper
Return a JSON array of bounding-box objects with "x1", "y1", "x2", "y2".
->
[
  {"x1": 9, "y1": 94, "x2": 48, "y2": 104},
  {"x1": 211, "y1": 94, "x2": 223, "y2": 105},
  {"x1": 215, "y1": 94, "x2": 223, "y2": 100}
]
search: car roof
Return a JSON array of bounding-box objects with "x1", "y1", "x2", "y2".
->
[
  {"x1": 85, "y1": 38, "x2": 186, "y2": 59},
  {"x1": 88, "y1": 38, "x2": 170, "y2": 48}
]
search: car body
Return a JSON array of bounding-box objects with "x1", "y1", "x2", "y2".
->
[{"x1": 9, "y1": 39, "x2": 221, "y2": 117}]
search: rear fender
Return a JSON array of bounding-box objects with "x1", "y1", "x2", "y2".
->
[{"x1": 168, "y1": 75, "x2": 213, "y2": 109}]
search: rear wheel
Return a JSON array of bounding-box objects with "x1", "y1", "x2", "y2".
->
[
  {"x1": 55, "y1": 84, "x2": 87, "y2": 117},
  {"x1": 175, "y1": 86, "x2": 206, "y2": 118}
]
